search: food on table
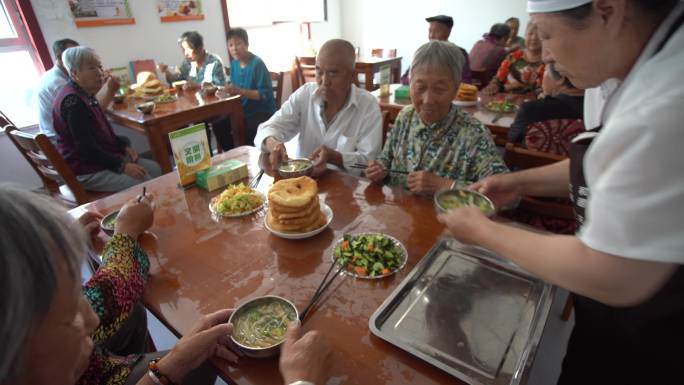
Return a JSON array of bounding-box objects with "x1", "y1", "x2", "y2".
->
[
  {"x1": 278, "y1": 158, "x2": 313, "y2": 178},
  {"x1": 155, "y1": 94, "x2": 177, "y2": 103},
  {"x1": 267, "y1": 176, "x2": 326, "y2": 233},
  {"x1": 436, "y1": 189, "x2": 495, "y2": 215},
  {"x1": 211, "y1": 183, "x2": 263, "y2": 216},
  {"x1": 135, "y1": 102, "x2": 155, "y2": 114},
  {"x1": 334, "y1": 233, "x2": 405, "y2": 278},
  {"x1": 456, "y1": 83, "x2": 478, "y2": 101},
  {"x1": 131, "y1": 71, "x2": 164, "y2": 97},
  {"x1": 485, "y1": 100, "x2": 517, "y2": 113},
  {"x1": 101, "y1": 212, "x2": 117, "y2": 229},
  {"x1": 232, "y1": 298, "x2": 297, "y2": 349}
]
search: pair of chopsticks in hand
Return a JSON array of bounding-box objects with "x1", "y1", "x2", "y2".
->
[
  {"x1": 299, "y1": 258, "x2": 345, "y2": 323},
  {"x1": 348, "y1": 163, "x2": 409, "y2": 175}
]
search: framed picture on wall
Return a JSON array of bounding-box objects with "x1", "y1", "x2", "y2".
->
[
  {"x1": 158, "y1": 0, "x2": 204, "y2": 22},
  {"x1": 69, "y1": 0, "x2": 135, "y2": 28}
]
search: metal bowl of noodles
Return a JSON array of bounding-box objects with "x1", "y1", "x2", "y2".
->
[
  {"x1": 278, "y1": 158, "x2": 314, "y2": 179},
  {"x1": 434, "y1": 188, "x2": 496, "y2": 216},
  {"x1": 228, "y1": 295, "x2": 298, "y2": 358},
  {"x1": 100, "y1": 210, "x2": 119, "y2": 236}
]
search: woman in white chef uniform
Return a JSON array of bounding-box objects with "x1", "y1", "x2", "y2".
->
[{"x1": 438, "y1": 1, "x2": 684, "y2": 384}]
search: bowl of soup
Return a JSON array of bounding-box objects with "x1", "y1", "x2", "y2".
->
[
  {"x1": 100, "y1": 210, "x2": 119, "y2": 236},
  {"x1": 278, "y1": 158, "x2": 313, "y2": 179},
  {"x1": 434, "y1": 188, "x2": 496, "y2": 216},
  {"x1": 228, "y1": 295, "x2": 298, "y2": 358}
]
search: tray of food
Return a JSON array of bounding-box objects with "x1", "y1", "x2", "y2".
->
[{"x1": 369, "y1": 239, "x2": 554, "y2": 385}]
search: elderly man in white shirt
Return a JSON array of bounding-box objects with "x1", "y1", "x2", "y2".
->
[
  {"x1": 254, "y1": 39, "x2": 382, "y2": 176},
  {"x1": 36, "y1": 39, "x2": 79, "y2": 139}
]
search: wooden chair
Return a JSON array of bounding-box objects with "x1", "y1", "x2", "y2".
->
[
  {"x1": 293, "y1": 56, "x2": 317, "y2": 91},
  {"x1": 5, "y1": 126, "x2": 110, "y2": 207},
  {"x1": 270, "y1": 71, "x2": 285, "y2": 109},
  {"x1": 503, "y1": 142, "x2": 575, "y2": 321}
]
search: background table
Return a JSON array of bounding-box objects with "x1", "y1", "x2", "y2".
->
[
  {"x1": 107, "y1": 91, "x2": 246, "y2": 173},
  {"x1": 72, "y1": 146, "x2": 548, "y2": 385},
  {"x1": 373, "y1": 84, "x2": 536, "y2": 144}
]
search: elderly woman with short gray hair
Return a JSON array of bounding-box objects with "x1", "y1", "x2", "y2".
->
[
  {"x1": 365, "y1": 40, "x2": 508, "y2": 194},
  {"x1": 52, "y1": 46, "x2": 160, "y2": 193},
  {"x1": 0, "y1": 185, "x2": 331, "y2": 385}
]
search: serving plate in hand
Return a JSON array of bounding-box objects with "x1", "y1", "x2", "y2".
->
[{"x1": 264, "y1": 203, "x2": 333, "y2": 240}]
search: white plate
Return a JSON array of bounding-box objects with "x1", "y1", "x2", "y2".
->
[
  {"x1": 264, "y1": 203, "x2": 333, "y2": 240},
  {"x1": 452, "y1": 100, "x2": 477, "y2": 107},
  {"x1": 331, "y1": 233, "x2": 408, "y2": 279},
  {"x1": 209, "y1": 191, "x2": 266, "y2": 218}
]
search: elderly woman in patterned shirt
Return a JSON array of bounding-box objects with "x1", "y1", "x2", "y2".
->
[
  {"x1": 365, "y1": 40, "x2": 508, "y2": 194},
  {"x1": 0, "y1": 185, "x2": 331, "y2": 385}
]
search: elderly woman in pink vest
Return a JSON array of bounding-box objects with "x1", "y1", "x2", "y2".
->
[{"x1": 52, "y1": 47, "x2": 160, "y2": 192}]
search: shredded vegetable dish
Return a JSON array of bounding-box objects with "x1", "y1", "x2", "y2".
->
[
  {"x1": 211, "y1": 183, "x2": 263, "y2": 216},
  {"x1": 233, "y1": 300, "x2": 296, "y2": 348},
  {"x1": 334, "y1": 234, "x2": 404, "y2": 277},
  {"x1": 438, "y1": 190, "x2": 494, "y2": 215}
]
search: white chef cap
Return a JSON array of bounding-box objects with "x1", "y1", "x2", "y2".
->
[{"x1": 527, "y1": 0, "x2": 593, "y2": 13}]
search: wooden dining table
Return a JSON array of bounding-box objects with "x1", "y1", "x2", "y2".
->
[
  {"x1": 298, "y1": 56, "x2": 403, "y2": 91},
  {"x1": 106, "y1": 91, "x2": 246, "y2": 174},
  {"x1": 373, "y1": 84, "x2": 536, "y2": 144},
  {"x1": 70, "y1": 146, "x2": 549, "y2": 385}
]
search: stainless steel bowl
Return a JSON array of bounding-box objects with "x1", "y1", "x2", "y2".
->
[
  {"x1": 135, "y1": 102, "x2": 155, "y2": 114},
  {"x1": 434, "y1": 188, "x2": 496, "y2": 216},
  {"x1": 228, "y1": 295, "x2": 298, "y2": 358},
  {"x1": 100, "y1": 210, "x2": 119, "y2": 236},
  {"x1": 277, "y1": 158, "x2": 314, "y2": 179}
]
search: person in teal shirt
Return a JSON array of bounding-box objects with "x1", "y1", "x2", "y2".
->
[{"x1": 223, "y1": 28, "x2": 276, "y2": 145}]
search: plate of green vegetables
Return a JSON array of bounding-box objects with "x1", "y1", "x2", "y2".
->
[{"x1": 332, "y1": 233, "x2": 407, "y2": 279}]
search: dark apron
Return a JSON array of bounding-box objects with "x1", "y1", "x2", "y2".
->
[{"x1": 559, "y1": 11, "x2": 684, "y2": 385}]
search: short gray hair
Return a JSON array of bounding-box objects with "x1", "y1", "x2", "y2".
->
[
  {"x1": 62, "y1": 46, "x2": 99, "y2": 75},
  {"x1": 410, "y1": 40, "x2": 465, "y2": 85},
  {"x1": 0, "y1": 185, "x2": 86, "y2": 380}
]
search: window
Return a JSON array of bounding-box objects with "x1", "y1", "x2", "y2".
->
[{"x1": 0, "y1": 0, "x2": 44, "y2": 128}]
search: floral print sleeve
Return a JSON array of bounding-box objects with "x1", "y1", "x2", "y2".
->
[
  {"x1": 380, "y1": 104, "x2": 508, "y2": 189},
  {"x1": 77, "y1": 234, "x2": 150, "y2": 385},
  {"x1": 493, "y1": 50, "x2": 545, "y2": 93}
]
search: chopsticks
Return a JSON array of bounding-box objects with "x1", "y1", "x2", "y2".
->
[
  {"x1": 137, "y1": 186, "x2": 146, "y2": 202},
  {"x1": 349, "y1": 163, "x2": 409, "y2": 175},
  {"x1": 299, "y1": 259, "x2": 344, "y2": 323},
  {"x1": 249, "y1": 169, "x2": 265, "y2": 189}
]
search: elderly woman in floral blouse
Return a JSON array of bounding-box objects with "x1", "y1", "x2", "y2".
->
[
  {"x1": 482, "y1": 21, "x2": 545, "y2": 95},
  {"x1": 365, "y1": 40, "x2": 508, "y2": 194}
]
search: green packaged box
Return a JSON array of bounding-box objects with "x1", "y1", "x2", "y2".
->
[
  {"x1": 394, "y1": 85, "x2": 410, "y2": 100},
  {"x1": 195, "y1": 159, "x2": 249, "y2": 191}
]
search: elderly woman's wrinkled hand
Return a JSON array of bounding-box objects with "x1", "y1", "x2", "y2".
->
[
  {"x1": 280, "y1": 322, "x2": 331, "y2": 385},
  {"x1": 77, "y1": 210, "x2": 103, "y2": 244},
  {"x1": 364, "y1": 160, "x2": 388, "y2": 183},
  {"x1": 114, "y1": 194, "x2": 154, "y2": 239},
  {"x1": 438, "y1": 207, "x2": 491, "y2": 245},
  {"x1": 156, "y1": 309, "x2": 240, "y2": 384},
  {"x1": 407, "y1": 171, "x2": 450, "y2": 195}
]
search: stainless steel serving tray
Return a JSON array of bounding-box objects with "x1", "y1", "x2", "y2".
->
[{"x1": 369, "y1": 239, "x2": 554, "y2": 385}]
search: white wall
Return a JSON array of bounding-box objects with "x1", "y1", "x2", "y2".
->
[
  {"x1": 30, "y1": 0, "x2": 341, "y2": 75},
  {"x1": 340, "y1": 0, "x2": 529, "y2": 70},
  {"x1": 30, "y1": 0, "x2": 228, "y2": 72}
]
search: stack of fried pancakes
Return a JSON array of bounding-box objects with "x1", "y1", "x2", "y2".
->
[{"x1": 267, "y1": 176, "x2": 326, "y2": 233}]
